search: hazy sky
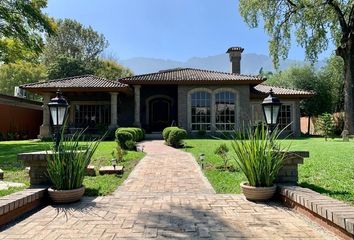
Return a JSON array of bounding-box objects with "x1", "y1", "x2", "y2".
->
[{"x1": 45, "y1": 0, "x2": 333, "y2": 61}]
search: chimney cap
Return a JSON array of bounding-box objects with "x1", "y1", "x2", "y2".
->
[{"x1": 226, "y1": 47, "x2": 244, "y2": 53}]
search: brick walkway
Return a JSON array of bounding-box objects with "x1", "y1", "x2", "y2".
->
[{"x1": 0, "y1": 140, "x2": 337, "y2": 239}]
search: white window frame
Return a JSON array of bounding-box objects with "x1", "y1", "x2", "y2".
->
[
  {"x1": 278, "y1": 101, "x2": 295, "y2": 132},
  {"x1": 188, "y1": 88, "x2": 213, "y2": 131},
  {"x1": 187, "y1": 88, "x2": 239, "y2": 132}
]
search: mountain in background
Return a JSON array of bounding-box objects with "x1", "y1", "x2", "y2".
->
[{"x1": 120, "y1": 53, "x2": 326, "y2": 75}]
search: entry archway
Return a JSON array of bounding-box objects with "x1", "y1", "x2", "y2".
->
[{"x1": 145, "y1": 95, "x2": 174, "y2": 131}]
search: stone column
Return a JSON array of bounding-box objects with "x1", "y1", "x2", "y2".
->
[
  {"x1": 109, "y1": 92, "x2": 118, "y2": 129},
  {"x1": 134, "y1": 85, "x2": 141, "y2": 127},
  {"x1": 211, "y1": 93, "x2": 216, "y2": 132},
  {"x1": 39, "y1": 93, "x2": 51, "y2": 138}
]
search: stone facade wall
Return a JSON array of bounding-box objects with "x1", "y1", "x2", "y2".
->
[{"x1": 177, "y1": 85, "x2": 251, "y2": 133}]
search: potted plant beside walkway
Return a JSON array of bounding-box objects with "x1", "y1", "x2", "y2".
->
[
  {"x1": 47, "y1": 130, "x2": 101, "y2": 203},
  {"x1": 232, "y1": 125, "x2": 289, "y2": 201}
]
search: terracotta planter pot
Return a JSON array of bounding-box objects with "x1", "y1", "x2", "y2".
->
[
  {"x1": 240, "y1": 182, "x2": 276, "y2": 201},
  {"x1": 48, "y1": 186, "x2": 85, "y2": 204}
]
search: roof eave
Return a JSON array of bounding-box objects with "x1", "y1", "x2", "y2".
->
[
  {"x1": 250, "y1": 93, "x2": 315, "y2": 99},
  {"x1": 119, "y1": 80, "x2": 265, "y2": 85},
  {"x1": 22, "y1": 86, "x2": 132, "y2": 94}
]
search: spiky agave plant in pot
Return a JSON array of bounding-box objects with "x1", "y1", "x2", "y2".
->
[
  {"x1": 47, "y1": 129, "x2": 101, "y2": 204},
  {"x1": 231, "y1": 124, "x2": 289, "y2": 201}
]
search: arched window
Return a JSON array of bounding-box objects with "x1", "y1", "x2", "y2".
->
[
  {"x1": 191, "y1": 91, "x2": 211, "y2": 130},
  {"x1": 215, "y1": 91, "x2": 236, "y2": 131}
]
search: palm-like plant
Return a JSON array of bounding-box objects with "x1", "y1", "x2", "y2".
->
[
  {"x1": 231, "y1": 125, "x2": 289, "y2": 187},
  {"x1": 47, "y1": 129, "x2": 101, "y2": 190}
]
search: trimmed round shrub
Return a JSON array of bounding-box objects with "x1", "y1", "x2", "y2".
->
[
  {"x1": 116, "y1": 127, "x2": 145, "y2": 142},
  {"x1": 162, "y1": 127, "x2": 179, "y2": 141},
  {"x1": 136, "y1": 128, "x2": 145, "y2": 141},
  {"x1": 167, "y1": 128, "x2": 188, "y2": 147},
  {"x1": 117, "y1": 128, "x2": 138, "y2": 141},
  {"x1": 125, "y1": 140, "x2": 136, "y2": 150},
  {"x1": 116, "y1": 131, "x2": 134, "y2": 149}
]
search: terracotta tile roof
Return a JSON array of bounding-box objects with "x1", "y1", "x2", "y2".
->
[
  {"x1": 119, "y1": 68, "x2": 265, "y2": 85},
  {"x1": 252, "y1": 84, "x2": 314, "y2": 98},
  {"x1": 21, "y1": 75, "x2": 128, "y2": 89}
]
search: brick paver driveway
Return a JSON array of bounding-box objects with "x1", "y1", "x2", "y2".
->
[{"x1": 0, "y1": 140, "x2": 337, "y2": 239}]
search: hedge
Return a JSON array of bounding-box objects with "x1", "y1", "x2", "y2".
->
[
  {"x1": 168, "y1": 128, "x2": 188, "y2": 147},
  {"x1": 115, "y1": 127, "x2": 145, "y2": 149},
  {"x1": 116, "y1": 131, "x2": 134, "y2": 149},
  {"x1": 162, "y1": 127, "x2": 179, "y2": 141},
  {"x1": 116, "y1": 127, "x2": 144, "y2": 142}
]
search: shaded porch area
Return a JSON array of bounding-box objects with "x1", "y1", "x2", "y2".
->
[{"x1": 20, "y1": 75, "x2": 132, "y2": 138}]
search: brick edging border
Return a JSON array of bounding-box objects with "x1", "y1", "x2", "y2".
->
[
  {"x1": 278, "y1": 185, "x2": 354, "y2": 240},
  {"x1": 0, "y1": 187, "x2": 48, "y2": 227}
]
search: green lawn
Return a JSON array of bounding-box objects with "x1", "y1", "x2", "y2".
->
[
  {"x1": 0, "y1": 140, "x2": 144, "y2": 197},
  {"x1": 184, "y1": 138, "x2": 354, "y2": 204}
]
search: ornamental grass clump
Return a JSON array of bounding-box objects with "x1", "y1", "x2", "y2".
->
[
  {"x1": 47, "y1": 129, "x2": 101, "y2": 190},
  {"x1": 231, "y1": 125, "x2": 289, "y2": 187}
]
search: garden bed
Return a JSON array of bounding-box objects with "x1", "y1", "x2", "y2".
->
[
  {"x1": 184, "y1": 137, "x2": 354, "y2": 204},
  {"x1": 0, "y1": 140, "x2": 145, "y2": 197}
]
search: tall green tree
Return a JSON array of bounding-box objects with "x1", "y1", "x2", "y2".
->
[
  {"x1": 239, "y1": 0, "x2": 354, "y2": 133},
  {"x1": 318, "y1": 56, "x2": 344, "y2": 112},
  {"x1": 94, "y1": 59, "x2": 133, "y2": 80},
  {"x1": 0, "y1": 61, "x2": 47, "y2": 95},
  {"x1": 43, "y1": 19, "x2": 108, "y2": 64},
  {"x1": 47, "y1": 55, "x2": 94, "y2": 80},
  {"x1": 0, "y1": 0, "x2": 55, "y2": 62},
  {"x1": 0, "y1": 38, "x2": 39, "y2": 63},
  {"x1": 267, "y1": 65, "x2": 333, "y2": 116}
]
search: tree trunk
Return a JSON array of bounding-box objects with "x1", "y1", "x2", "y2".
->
[{"x1": 341, "y1": 38, "x2": 354, "y2": 134}]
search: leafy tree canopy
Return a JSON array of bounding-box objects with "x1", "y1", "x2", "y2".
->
[
  {"x1": 239, "y1": 0, "x2": 353, "y2": 66},
  {"x1": 94, "y1": 59, "x2": 133, "y2": 80},
  {"x1": 0, "y1": 0, "x2": 55, "y2": 62},
  {"x1": 318, "y1": 56, "x2": 344, "y2": 112},
  {"x1": 239, "y1": 0, "x2": 354, "y2": 133},
  {"x1": 43, "y1": 19, "x2": 108, "y2": 64},
  {"x1": 47, "y1": 55, "x2": 94, "y2": 80},
  {"x1": 0, "y1": 61, "x2": 47, "y2": 95},
  {"x1": 0, "y1": 38, "x2": 39, "y2": 63},
  {"x1": 267, "y1": 65, "x2": 332, "y2": 116}
]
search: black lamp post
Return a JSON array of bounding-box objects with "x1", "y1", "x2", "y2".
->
[
  {"x1": 262, "y1": 89, "x2": 282, "y2": 134},
  {"x1": 48, "y1": 90, "x2": 69, "y2": 151}
]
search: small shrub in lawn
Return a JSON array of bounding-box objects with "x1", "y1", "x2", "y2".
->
[
  {"x1": 125, "y1": 140, "x2": 136, "y2": 150},
  {"x1": 168, "y1": 128, "x2": 188, "y2": 147},
  {"x1": 112, "y1": 143, "x2": 127, "y2": 162},
  {"x1": 316, "y1": 113, "x2": 335, "y2": 141},
  {"x1": 162, "y1": 127, "x2": 179, "y2": 141},
  {"x1": 116, "y1": 131, "x2": 134, "y2": 149},
  {"x1": 116, "y1": 127, "x2": 144, "y2": 142},
  {"x1": 214, "y1": 143, "x2": 230, "y2": 171},
  {"x1": 115, "y1": 127, "x2": 144, "y2": 149}
]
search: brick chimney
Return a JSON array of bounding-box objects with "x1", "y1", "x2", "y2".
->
[{"x1": 226, "y1": 47, "x2": 244, "y2": 74}]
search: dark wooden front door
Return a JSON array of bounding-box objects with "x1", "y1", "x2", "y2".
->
[{"x1": 150, "y1": 98, "x2": 171, "y2": 131}]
